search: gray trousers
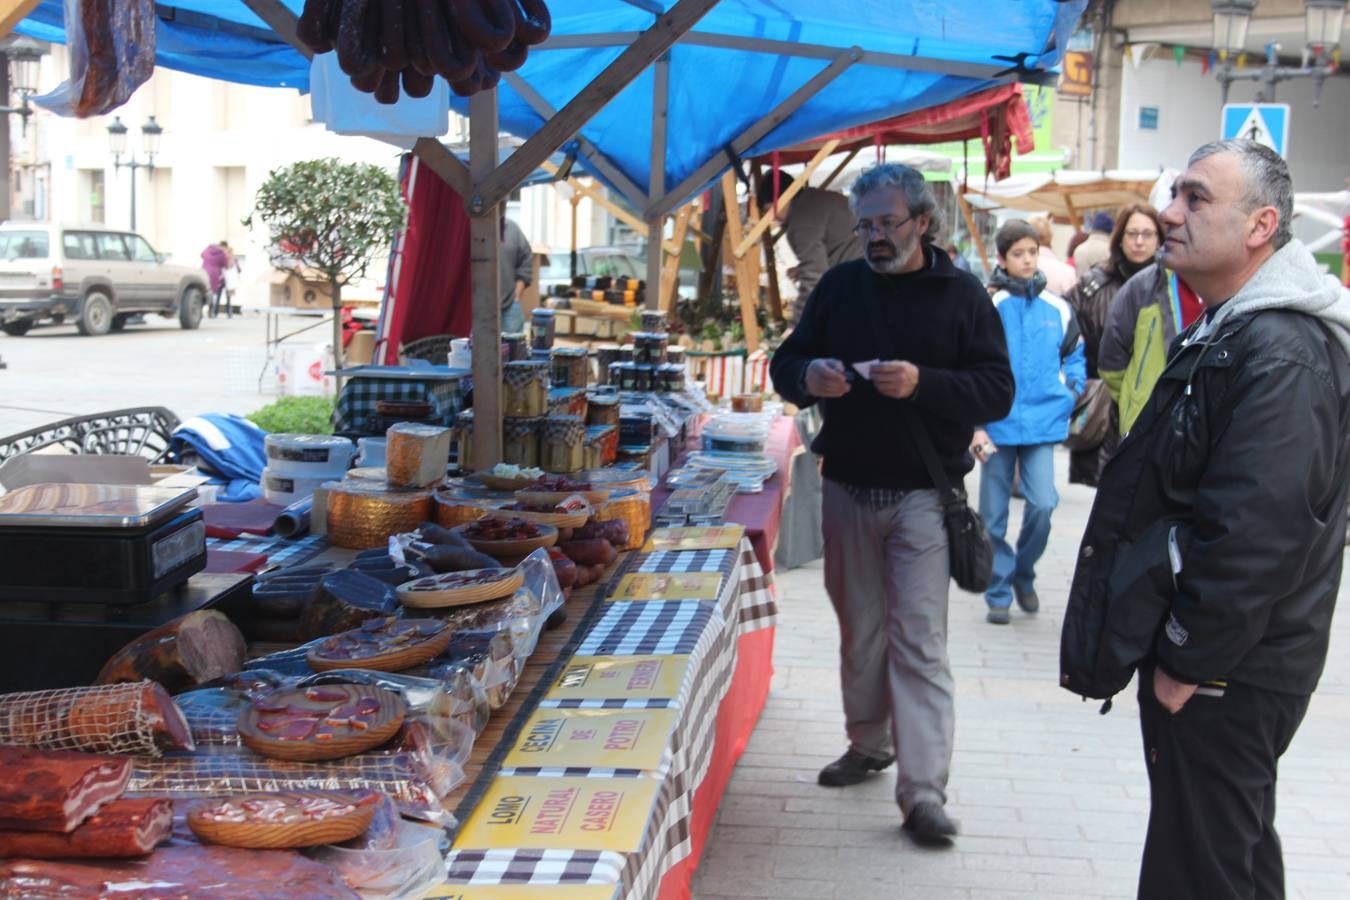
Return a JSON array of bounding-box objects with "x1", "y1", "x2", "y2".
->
[{"x1": 822, "y1": 478, "x2": 955, "y2": 813}]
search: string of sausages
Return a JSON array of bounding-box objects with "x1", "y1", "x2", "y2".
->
[{"x1": 296, "y1": 0, "x2": 552, "y2": 101}]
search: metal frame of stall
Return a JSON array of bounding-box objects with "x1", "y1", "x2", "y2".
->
[{"x1": 241, "y1": 0, "x2": 1052, "y2": 468}]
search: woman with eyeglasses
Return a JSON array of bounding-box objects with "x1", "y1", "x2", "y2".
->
[{"x1": 1063, "y1": 204, "x2": 1204, "y2": 485}]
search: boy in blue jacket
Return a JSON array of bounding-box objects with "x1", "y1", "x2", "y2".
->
[{"x1": 973, "y1": 220, "x2": 1087, "y2": 624}]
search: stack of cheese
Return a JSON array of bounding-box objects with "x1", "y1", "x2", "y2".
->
[{"x1": 325, "y1": 423, "x2": 451, "y2": 549}]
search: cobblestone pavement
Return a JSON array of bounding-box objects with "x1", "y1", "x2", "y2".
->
[{"x1": 694, "y1": 449, "x2": 1350, "y2": 899}]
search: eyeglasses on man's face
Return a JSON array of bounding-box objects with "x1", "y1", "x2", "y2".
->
[
  {"x1": 1124, "y1": 229, "x2": 1159, "y2": 242},
  {"x1": 852, "y1": 215, "x2": 914, "y2": 238}
]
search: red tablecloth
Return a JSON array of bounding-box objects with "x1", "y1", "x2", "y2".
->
[{"x1": 653, "y1": 415, "x2": 801, "y2": 574}]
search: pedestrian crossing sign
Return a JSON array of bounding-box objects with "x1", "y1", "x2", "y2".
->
[{"x1": 1221, "y1": 103, "x2": 1289, "y2": 157}]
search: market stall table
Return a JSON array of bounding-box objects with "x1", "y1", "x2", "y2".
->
[
  {"x1": 440, "y1": 533, "x2": 776, "y2": 898},
  {"x1": 652, "y1": 414, "x2": 803, "y2": 574}
]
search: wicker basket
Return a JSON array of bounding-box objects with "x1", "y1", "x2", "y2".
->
[
  {"x1": 597, "y1": 488, "x2": 650, "y2": 550},
  {"x1": 433, "y1": 493, "x2": 494, "y2": 528}
]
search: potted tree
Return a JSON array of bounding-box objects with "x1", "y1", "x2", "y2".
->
[{"x1": 244, "y1": 158, "x2": 406, "y2": 383}]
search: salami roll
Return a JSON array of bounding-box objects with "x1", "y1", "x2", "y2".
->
[
  {"x1": 0, "y1": 746, "x2": 131, "y2": 833},
  {"x1": 95, "y1": 609, "x2": 247, "y2": 695},
  {"x1": 0, "y1": 681, "x2": 193, "y2": 756},
  {"x1": 0, "y1": 798, "x2": 171, "y2": 859}
]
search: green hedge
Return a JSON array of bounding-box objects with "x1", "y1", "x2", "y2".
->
[{"x1": 247, "y1": 396, "x2": 335, "y2": 435}]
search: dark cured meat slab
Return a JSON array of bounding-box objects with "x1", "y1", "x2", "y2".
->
[
  {"x1": 298, "y1": 570, "x2": 398, "y2": 641},
  {"x1": 201, "y1": 501, "x2": 286, "y2": 538},
  {"x1": 0, "y1": 844, "x2": 359, "y2": 898},
  {"x1": 0, "y1": 747, "x2": 131, "y2": 833},
  {"x1": 0, "y1": 798, "x2": 172, "y2": 858}
]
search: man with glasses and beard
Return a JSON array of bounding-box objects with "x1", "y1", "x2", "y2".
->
[{"x1": 769, "y1": 163, "x2": 1014, "y2": 846}]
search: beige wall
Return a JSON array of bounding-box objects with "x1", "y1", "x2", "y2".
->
[{"x1": 1112, "y1": 0, "x2": 1307, "y2": 27}]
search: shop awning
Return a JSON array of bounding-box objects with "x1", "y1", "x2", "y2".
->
[
  {"x1": 963, "y1": 169, "x2": 1167, "y2": 220},
  {"x1": 17, "y1": 1, "x2": 1084, "y2": 211},
  {"x1": 755, "y1": 83, "x2": 1035, "y2": 180}
]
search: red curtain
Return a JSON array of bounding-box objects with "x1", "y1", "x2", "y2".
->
[{"x1": 378, "y1": 154, "x2": 473, "y2": 363}]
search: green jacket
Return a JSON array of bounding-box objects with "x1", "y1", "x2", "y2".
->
[{"x1": 1097, "y1": 263, "x2": 1184, "y2": 433}]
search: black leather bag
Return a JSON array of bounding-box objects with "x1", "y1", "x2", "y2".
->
[{"x1": 907, "y1": 412, "x2": 995, "y2": 593}]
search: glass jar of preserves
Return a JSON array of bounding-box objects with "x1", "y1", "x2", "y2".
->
[
  {"x1": 595, "y1": 344, "x2": 623, "y2": 384},
  {"x1": 454, "y1": 410, "x2": 475, "y2": 471},
  {"x1": 502, "y1": 332, "x2": 529, "y2": 361},
  {"x1": 540, "y1": 416, "x2": 586, "y2": 473},
  {"x1": 661, "y1": 364, "x2": 686, "y2": 393},
  {"x1": 551, "y1": 347, "x2": 590, "y2": 388},
  {"x1": 586, "y1": 394, "x2": 620, "y2": 427},
  {"x1": 531, "y1": 308, "x2": 557, "y2": 351},
  {"x1": 631, "y1": 332, "x2": 669, "y2": 366},
  {"x1": 502, "y1": 417, "x2": 541, "y2": 468},
  {"x1": 503, "y1": 361, "x2": 549, "y2": 417}
]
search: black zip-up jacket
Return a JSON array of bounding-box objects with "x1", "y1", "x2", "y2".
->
[
  {"x1": 769, "y1": 247, "x2": 1014, "y2": 490},
  {"x1": 1061, "y1": 309, "x2": 1350, "y2": 698}
]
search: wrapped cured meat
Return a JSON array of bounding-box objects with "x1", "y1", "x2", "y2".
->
[
  {"x1": 0, "y1": 746, "x2": 131, "y2": 833},
  {"x1": 0, "y1": 844, "x2": 360, "y2": 898},
  {"x1": 95, "y1": 609, "x2": 247, "y2": 694},
  {"x1": 0, "y1": 680, "x2": 194, "y2": 756},
  {"x1": 299, "y1": 570, "x2": 399, "y2": 640},
  {"x1": 0, "y1": 797, "x2": 171, "y2": 859},
  {"x1": 33, "y1": 0, "x2": 156, "y2": 119}
]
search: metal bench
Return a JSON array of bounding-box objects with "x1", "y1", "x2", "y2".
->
[{"x1": 0, "y1": 407, "x2": 181, "y2": 464}]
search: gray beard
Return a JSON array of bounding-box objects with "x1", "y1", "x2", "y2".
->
[
  {"x1": 865, "y1": 256, "x2": 907, "y2": 274},
  {"x1": 865, "y1": 234, "x2": 920, "y2": 274}
]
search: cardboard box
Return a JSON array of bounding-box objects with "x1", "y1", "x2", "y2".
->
[{"x1": 268, "y1": 270, "x2": 334, "y2": 310}]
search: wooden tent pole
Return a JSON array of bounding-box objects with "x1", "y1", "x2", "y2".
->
[
  {"x1": 958, "y1": 187, "x2": 990, "y2": 280},
  {"x1": 819, "y1": 145, "x2": 862, "y2": 190},
  {"x1": 720, "y1": 171, "x2": 761, "y2": 352},
  {"x1": 469, "y1": 90, "x2": 503, "y2": 467},
  {"x1": 659, "y1": 203, "x2": 694, "y2": 313},
  {"x1": 734, "y1": 138, "x2": 840, "y2": 258}
]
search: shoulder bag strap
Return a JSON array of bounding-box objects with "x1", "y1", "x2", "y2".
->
[{"x1": 856, "y1": 266, "x2": 961, "y2": 505}]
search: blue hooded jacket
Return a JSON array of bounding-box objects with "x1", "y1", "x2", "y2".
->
[{"x1": 986, "y1": 279, "x2": 1087, "y2": 446}]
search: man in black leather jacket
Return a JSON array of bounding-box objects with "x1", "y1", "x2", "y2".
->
[{"x1": 1060, "y1": 140, "x2": 1350, "y2": 900}]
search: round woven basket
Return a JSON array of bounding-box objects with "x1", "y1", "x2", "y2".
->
[{"x1": 597, "y1": 488, "x2": 650, "y2": 550}]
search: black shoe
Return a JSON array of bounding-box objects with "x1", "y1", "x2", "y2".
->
[
  {"x1": 903, "y1": 801, "x2": 958, "y2": 846},
  {"x1": 817, "y1": 749, "x2": 895, "y2": 787},
  {"x1": 986, "y1": 607, "x2": 1010, "y2": 625},
  {"x1": 1014, "y1": 587, "x2": 1039, "y2": 613}
]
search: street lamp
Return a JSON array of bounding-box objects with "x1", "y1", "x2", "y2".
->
[
  {"x1": 0, "y1": 36, "x2": 44, "y2": 135},
  {"x1": 106, "y1": 115, "x2": 162, "y2": 231},
  {"x1": 1211, "y1": 0, "x2": 1347, "y2": 106}
]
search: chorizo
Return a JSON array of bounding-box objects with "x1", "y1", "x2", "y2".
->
[{"x1": 449, "y1": 0, "x2": 515, "y2": 53}]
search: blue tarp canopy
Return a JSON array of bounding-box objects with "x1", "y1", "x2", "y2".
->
[{"x1": 18, "y1": 1, "x2": 1084, "y2": 209}]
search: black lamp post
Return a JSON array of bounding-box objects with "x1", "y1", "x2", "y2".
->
[
  {"x1": 0, "y1": 36, "x2": 42, "y2": 134},
  {"x1": 107, "y1": 115, "x2": 163, "y2": 231},
  {"x1": 1212, "y1": 0, "x2": 1346, "y2": 106}
]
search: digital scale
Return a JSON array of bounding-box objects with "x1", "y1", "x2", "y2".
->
[{"x1": 0, "y1": 483, "x2": 207, "y2": 606}]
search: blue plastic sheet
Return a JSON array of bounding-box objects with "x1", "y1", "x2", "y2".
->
[{"x1": 19, "y1": 1, "x2": 1084, "y2": 202}]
